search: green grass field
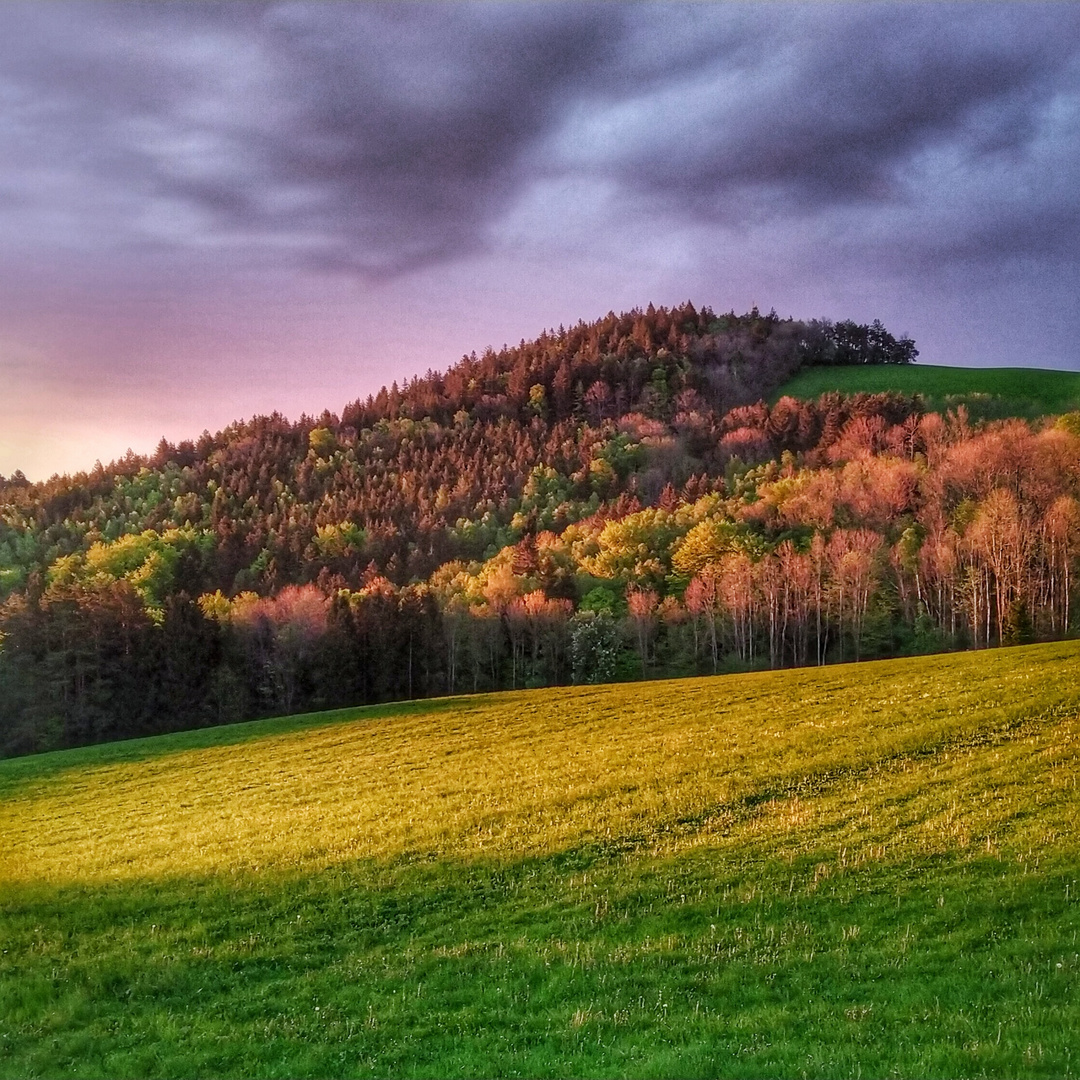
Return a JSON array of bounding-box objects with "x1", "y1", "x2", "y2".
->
[
  {"x1": 773, "y1": 364, "x2": 1080, "y2": 421},
  {"x1": 3, "y1": 642, "x2": 1080, "y2": 1078}
]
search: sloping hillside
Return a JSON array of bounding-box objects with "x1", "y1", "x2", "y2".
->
[{"x1": 3, "y1": 642, "x2": 1079, "y2": 1077}]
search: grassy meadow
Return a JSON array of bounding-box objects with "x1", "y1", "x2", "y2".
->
[
  {"x1": 3, "y1": 642, "x2": 1080, "y2": 1077},
  {"x1": 774, "y1": 363, "x2": 1080, "y2": 420}
]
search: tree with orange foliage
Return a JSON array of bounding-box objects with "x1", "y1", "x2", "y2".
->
[
  {"x1": 507, "y1": 589, "x2": 573, "y2": 686},
  {"x1": 685, "y1": 569, "x2": 721, "y2": 672},
  {"x1": 626, "y1": 586, "x2": 660, "y2": 675},
  {"x1": 717, "y1": 551, "x2": 758, "y2": 664},
  {"x1": 777, "y1": 540, "x2": 815, "y2": 666},
  {"x1": 1041, "y1": 496, "x2": 1080, "y2": 635},
  {"x1": 965, "y1": 488, "x2": 1032, "y2": 645},
  {"x1": 826, "y1": 529, "x2": 883, "y2": 661}
]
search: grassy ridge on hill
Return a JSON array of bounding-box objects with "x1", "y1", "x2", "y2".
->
[
  {"x1": 3, "y1": 643, "x2": 1080, "y2": 1078},
  {"x1": 774, "y1": 363, "x2": 1080, "y2": 420}
]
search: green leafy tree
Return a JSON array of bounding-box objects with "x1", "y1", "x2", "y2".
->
[{"x1": 570, "y1": 610, "x2": 620, "y2": 684}]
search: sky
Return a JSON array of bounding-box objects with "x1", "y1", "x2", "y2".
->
[{"x1": 2, "y1": 2, "x2": 1080, "y2": 481}]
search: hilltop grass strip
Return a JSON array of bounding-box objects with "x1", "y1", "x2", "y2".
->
[
  {"x1": 2, "y1": 641, "x2": 1080, "y2": 1077},
  {"x1": 773, "y1": 363, "x2": 1080, "y2": 420}
]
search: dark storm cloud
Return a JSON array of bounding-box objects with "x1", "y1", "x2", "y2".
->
[
  {"x1": 551, "y1": 5, "x2": 1080, "y2": 283},
  {"x1": 610, "y1": 6, "x2": 1076, "y2": 209},
  {"x1": 256, "y1": 4, "x2": 627, "y2": 272},
  {"x1": 0, "y1": 2, "x2": 629, "y2": 275},
  {"x1": 0, "y1": 3, "x2": 1078, "y2": 277}
]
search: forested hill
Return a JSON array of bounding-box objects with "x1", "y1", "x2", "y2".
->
[
  {"x1": 35, "y1": 300, "x2": 1080, "y2": 761},
  {"x1": 0, "y1": 303, "x2": 914, "y2": 592}
]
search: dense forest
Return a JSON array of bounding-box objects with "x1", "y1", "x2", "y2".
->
[{"x1": 9, "y1": 301, "x2": 1074, "y2": 757}]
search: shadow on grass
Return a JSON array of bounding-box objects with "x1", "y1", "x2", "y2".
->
[{"x1": 3, "y1": 845, "x2": 1079, "y2": 1079}]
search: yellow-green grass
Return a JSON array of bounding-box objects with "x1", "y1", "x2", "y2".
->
[
  {"x1": 3, "y1": 643, "x2": 1080, "y2": 1077},
  {"x1": 773, "y1": 363, "x2": 1080, "y2": 420}
]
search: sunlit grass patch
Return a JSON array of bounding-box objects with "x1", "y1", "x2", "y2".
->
[{"x1": 5, "y1": 643, "x2": 1079, "y2": 883}]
